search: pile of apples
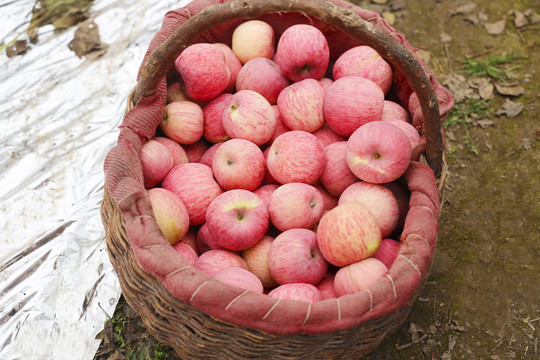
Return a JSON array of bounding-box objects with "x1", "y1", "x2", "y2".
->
[{"x1": 142, "y1": 19, "x2": 421, "y2": 303}]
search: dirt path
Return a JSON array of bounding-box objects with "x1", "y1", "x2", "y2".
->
[{"x1": 93, "y1": 1, "x2": 539, "y2": 359}]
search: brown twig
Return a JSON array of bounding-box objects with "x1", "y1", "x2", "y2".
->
[
  {"x1": 98, "y1": 302, "x2": 112, "y2": 320},
  {"x1": 462, "y1": 47, "x2": 494, "y2": 59},
  {"x1": 395, "y1": 334, "x2": 429, "y2": 350}
]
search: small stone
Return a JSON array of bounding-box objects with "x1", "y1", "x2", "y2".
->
[
  {"x1": 463, "y1": 14, "x2": 479, "y2": 25},
  {"x1": 520, "y1": 138, "x2": 534, "y2": 150},
  {"x1": 530, "y1": 12, "x2": 540, "y2": 24},
  {"x1": 382, "y1": 11, "x2": 396, "y2": 25},
  {"x1": 371, "y1": 0, "x2": 388, "y2": 4},
  {"x1": 450, "y1": 2, "x2": 476, "y2": 16},
  {"x1": 448, "y1": 334, "x2": 457, "y2": 351},
  {"x1": 5, "y1": 40, "x2": 29, "y2": 58},
  {"x1": 390, "y1": 0, "x2": 406, "y2": 11},
  {"x1": 428, "y1": 324, "x2": 439, "y2": 334}
]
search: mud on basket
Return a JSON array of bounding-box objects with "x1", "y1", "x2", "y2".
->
[{"x1": 101, "y1": 0, "x2": 454, "y2": 358}]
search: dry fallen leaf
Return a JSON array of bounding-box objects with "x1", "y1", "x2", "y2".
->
[
  {"x1": 443, "y1": 72, "x2": 477, "y2": 103},
  {"x1": 440, "y1": 32, "x2": 453, "y2": 43},
  {"x1": 495, "y1": 99, "x2": 524, "y2": 118},
  {"x1": 494, "y1": 82, "x2": 525, "y2": 97},
  {"x1": 530, "y1": 12, "x2": 540, "y2": 24},
  {"x1": 371, "y1": 0, "x2": 388, "y2": 4},
  {"x1": 511, "y1": 10, "x2": 528, "y2": 28},
  {"x1": 6, "y1": 40, "x2": 30, "y2": 58},
  {"x1": 484, "y1": 18, "x2": 506, "y2": 35},
  {"x1": 476, "y1": 119, "x2": 495, "y2": 128},
  {"x1": 519, "y1": 138, "x2": 534, "y2": 150},
  {"x1": 450, "y1": 2, "x2": 476, "y2": 16},
  {"x1": 68, "y1": 20, "x2": 108, "y2": 60},
  {"x1": 382, "y1": 11, "x2": 396, "y2": 26},
  {"x1": 468, "y1": 77, "x2": 494, "y2": 99}
]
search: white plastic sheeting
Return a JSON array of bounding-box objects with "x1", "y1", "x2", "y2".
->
[{"x1": 0, "y1": 0, "x2": 190, "y2": 358}]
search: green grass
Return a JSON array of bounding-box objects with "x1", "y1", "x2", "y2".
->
[
  {"x1": 444, "y1": 98, "x2": 491, "y2": 155},
  {"x1": 106, "y1": 311, "x2": 127, "y2": 348},
  {"x1": 460, "y1": 52, "x2": 522, "y2": 81},
  {"x1": 128, "y1": 343, "x2": 171, "y2": 360}
]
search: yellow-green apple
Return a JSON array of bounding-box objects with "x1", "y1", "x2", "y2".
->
[
  {"x1": 346, "y1": 121, "x2": 412, "y2": 184},
  {"x1": 161, "y1": 101, "x2": 204, "y2": 144},
  {"x1": 174, "y1": 43, "x2": 230, "y2": 101},
  {"x1": 214, "y1": 267, "x2": 264, "y2": 293},
  {"x1": 199, "y1": 142, "x2": 224, "y2": 169},
  {"x1": 268, "y1": 105, "x2": 290, "y2": 145},
  {"x1": 381, "y1": 100, "x2": 411, "y2": 123},
  {"x1": 274, "y1": 24, "x2": 329, "y2": 82},
  {"x1": 140, "y1": 139, "x2": 173, "y2": 188},
  {"x1": 231, "y1": 20, "x2": 275, "y2": 64},
  {"x1": 372, "y1": 238, "x2": 400, "y2": 268},
  {"x1": 205, "y1": 189, "x2": 269, "y2": 251},
  {"x1": 267, "y1": 130, "x2": 326, "y2": 184},
  {"x1": 267, "y1": 283, "x2": 322, "y2": 303},
  {"x1": 382, "y1": 119, "x2": 421, "y2": 149},
  {"x1": 235, "y1": 57, "x2": 290, "y2": 105},
  {"x1": 324, "y1": 76, "x2": 385, "y2": 137},
  {"x1": 213, "y1": 43, "x2": 242, "y2": 93},
  {"x1": 241, "y1": 236, "x2": 277, "y2": 287},
  {"x1": 253, "y1": 184, "x2": 279, "y2": 209},
  {"x1": 333, "y1": 45, "x2": 393, "y2": 95},
  {"x1": 268, "y1": 229, "x2": 328, "y2": 285},
  {"x1": 318, "y1": 77, "x2": 334, "y2": 91},
  {"x1": 222, "y1": 90, "x2": 276, "y2": 146},
  {"x1": 277, "y1": 78, "x2": 325, "y2": 133},
  {"x1": 183, "y1": 140, "x2": 209, "y2": 163},
  {"x1": 172, "y1": 241, "x2": 198, "y2": 265},
  {"x1": 196, "y1": 223, "x2": 225, "y2": 254},
  {"x1": 147, "y1": 188, "x2": 189, "y2": 244},
  {"x1": 320, "y1": 141, "x2": 358, "y2": 197},
  {"x1": 338, "y1": 181, "x2": 399, "y2": 238},
  {"x1": 268, "y1": 183, "x2": 324, "y2": 231},
  {"x1": 315, "y1": 273, "x2": 337, "y2": 300},
  {"x1": 194, "y1": 249, "x2": 248, "y2": 276},
  {"x1": 161, "y1": 163, "x2": 223, "y2": 225},
  {"x1": 317, "y1": 203, "x2": 381, "y2": 266},
  {"x1": 312, "y1": 123, "x2": 346, "y2": 148},
  {"x1": 202, "y1": 93, "x2": 232, "y2": 143},
  {"x1": 153, "y1": 137, "x2": 189, "y2": 167},
  {"x1": 334, "y1": 258, "x2": 388, "y2": 296},
  {"x1": 212, "y1": 139, "x2": 265, "y2": 191}
]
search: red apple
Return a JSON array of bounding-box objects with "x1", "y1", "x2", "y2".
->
[
  {"x1": 235, "y1": 57, "x2": 290, "y2": 105},
  {"x1": 312, "y1": 123, "x2": 346, "y2": 148},
  {"x1": 214, "y1": 267, "x2": 264, "y2": 293},
  {"x1": 212, "y1": 139, "x2": 265, "y2": 191},
  {"x1": 372, "y1": 238, "x2": 400, "y2": 268},
  {"x1": 318, "y1": 77, "x2": 334, "y2": 91},
  {"x1": 315, "y1": 273, "x2": 337, "y2": 300},
  {"x1": 262, "y1": 147, "x2": 280, "y2": 185},
  {"x1": 320, "y1": 141, "x2": 358, "y2": 198},
  {"x1": 333, "y1": 45, "x2": 393, "y2": 94},
  {"x1": 383, "y1": 181, "x2": 410, "y2": 233},
  {"x1": 147, "y1": 188, "x2": 189, "y2": 245},
  {"x1": 161, "y1": 101, "x2": 204, "y2": 144},
  {"x1": 267, "y1": 283, "x2": 322, "y2": 303},
  {"x1": 206, "y1": 189, "x2": 269, "y2": 251},
  {"x1": 222, "y1": 90, "x2": 276, "y2": 146},
  {"x1": 214, "y1": 43, "x2": 242, "y2": 93},
  {"x1": 194, "y1": 249, "x2": 248, "y2": 276},
  {"x1": 324, "y1": 76, "x2": 385, "y2": 137},
  {"x1": 253, "y1": 184, "x2": 279, "y2": 209},
  {"x1": 196, "y1": 223, "x2": 225, "y2": 254},
  {"x1": 153, "y1": 137, "x2": 189, "y2": 167},
  {"x1": 267, "y1": 130, "x2": 326, "y2": 184},
  {"x1": 314, "y1": 184, "x2": 339, "y2": 213},
  {"x1": 166, "y1": 82, "x2": 190, "y2": 104},
  {"x1": 199, "y1": 142, "x2": 224, "y2": 169},
  {"x1": 334, "y1": 258, "x2": 388, "y2": 297},
  {"x1": 277, "y1": 78, "x2": 325, "y2": 133},
  {"x1": 175, "y1": 43, "x2": 230, "y2": 101},
  {"x1": 339, "y1": 181, "x2": 399, "y2": 238},
  {"x1": 202, "y1": 93, "x2": 233, "y2": 143},
  {"x1": 274, "y1": 24, "x2": 330, "y2": 82},
  {"x1": 242, "y1": 235, "x2": 277, "y2": 287},
  {"x1": 346, "y1": 121, "x2": 412, "y2": 184},
  {"x1": 317, "y1": 203, "x2": 382, "y2": 267},
  {"x1": 172, "y1": 241, "x2": 198, "y2": 265},
  {"x1": 268, "y1": 183, "x2": 324, "y2": 231},
  {"x1": 183, "y1": 140, "x2": 209, "y2": 163},
  {"x1": 268, "y1": 229, "x2": 328, "y2": 285},
  {"x1": 268, "y1": 106, "x2": 291, "y2": 145},
  {"x1": 381, "y1": 100, "x2": 411, "y2": 123},
  {"x1": 382, "y1": 119, "x2": 421, "y2": 149},
  {"x1": 140, "y1": 139, "x2": 173, "y2": 188},
  {"x1": 232, "y1": 20, "x2": 275, "y2": 64},
  {"x1": 161, "y1": 163, "x2": 223, "y2": 226},
  {"x1": 179, "y1": 228, "x2": 199, "y2": 255}
]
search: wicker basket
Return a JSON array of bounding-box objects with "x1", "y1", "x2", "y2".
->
[{"x1": 101, "y1": 0, "x2": 453, "y2": 358}]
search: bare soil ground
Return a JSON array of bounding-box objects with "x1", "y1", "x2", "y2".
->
[{"x1": 92, "y1": 0, "x2": 540, "y2": 359}]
